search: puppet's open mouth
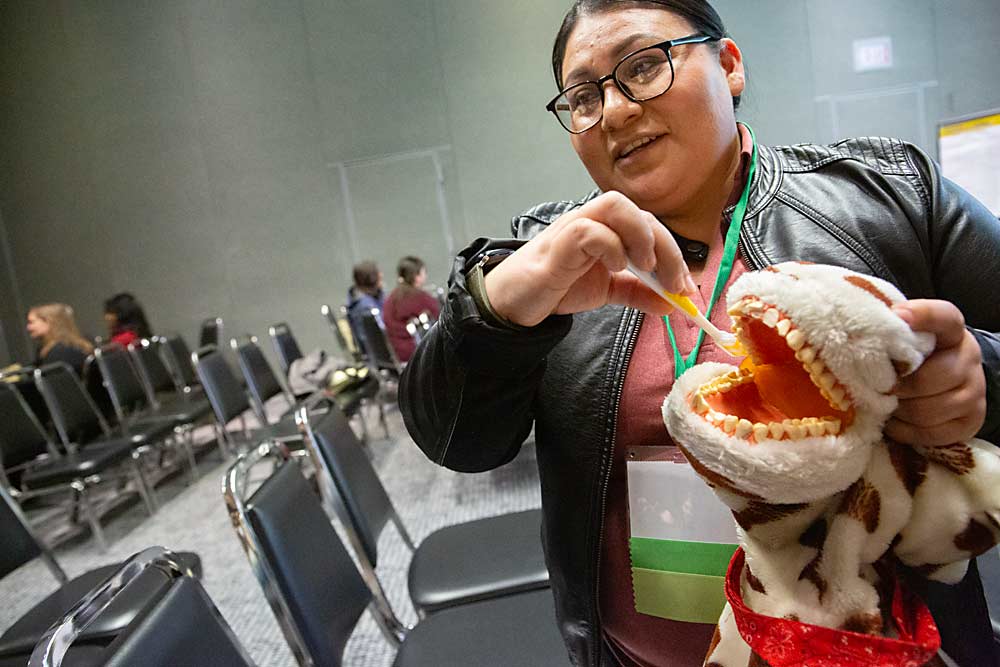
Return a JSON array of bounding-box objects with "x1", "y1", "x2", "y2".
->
[{"x1": 689, "y1": 296, "x2": 855, "y2": 442}]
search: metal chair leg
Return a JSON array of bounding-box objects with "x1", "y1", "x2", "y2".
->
[
  {"x1": 130, "y1": 453, "x2": 158, "y2": 515},
  {"x1": 72, "y1": 480, "x2": 108, "y2": 552},
  {"x1": 177, "y1": 426, "x2": 199, "y2": 484}
]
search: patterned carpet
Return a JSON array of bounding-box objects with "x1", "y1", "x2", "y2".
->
[{"x1": 0, "y1": 404, "x2": 543, "y2": 666}]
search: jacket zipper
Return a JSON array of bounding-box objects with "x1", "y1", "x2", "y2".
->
[{"x1": 592, "y1": 306, "x2": 643, "y2": 666}]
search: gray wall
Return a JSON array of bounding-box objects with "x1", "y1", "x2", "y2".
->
[{"x1": 1, "y1": 0, "x2": 998, "y2": 364}]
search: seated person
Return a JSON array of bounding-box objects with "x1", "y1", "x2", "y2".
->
[
  {"x1": 103, "y1": 292, "x2": 153, "y2": 348},
  {"x1": 26, "y1": 303, "x2": 93, "y2": 377},
  {"x1": 345, "y1": 261, "x2": 384, "y2": 357},
  {"x1": 383, "y1": 256, "x2": 440, "y2": 363}
]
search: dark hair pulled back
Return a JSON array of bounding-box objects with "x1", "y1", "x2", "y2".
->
[
  {"x1": 551, "y1": 0, "x2": 740, "y2": 109},
  {"x1": 103, "y1": 292, "x2": 153, "y2": 339}
]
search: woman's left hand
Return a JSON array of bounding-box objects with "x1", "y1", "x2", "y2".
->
[{"x1": 886, "y1": 299, "x2": 986, "y2": 447}]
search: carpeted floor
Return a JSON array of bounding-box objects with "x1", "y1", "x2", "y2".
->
[{"x1": 0, "y1": 404, "x2": 543, "y2": 666}]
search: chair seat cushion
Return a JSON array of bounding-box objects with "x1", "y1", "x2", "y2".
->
[
  {"x1": 0, "y1": 552, "x2": 201, "y2": 657},
  {"x1": 407, "y1": 508, "x2": 549, "y2": 614},
  {"x1": 22, "y1": 441, "x2": 135, "y2": 488},
  {"x1": 110, "y1": 418, "x2": 177, "y2": 445},
  {"x1": 149, "y1": 396, "x2": 213, "y2": 424},
  {"x1": 393, "y1": 589, "x2": 569, "y2": 666}
]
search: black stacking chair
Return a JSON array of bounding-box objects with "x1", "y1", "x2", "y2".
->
[
  {"x1": 191, "y1": 345, "x2": 301, "y2": 455},
  {"x1": 224, "y1": 443, "x2": 568, "y2": 667},
  {"x1": 321, "y1": 304, "x2": 363, "y2": 364},
  {"x1": 198, "y1": 317, "x2": 223, "y2": 349},
  {"x1": 129, "y1": 337, "x2": 208, "y2": 411},
  {"x1": 27, "y1": 547, "x2": 237, "y2": 667},
  {"x1": 94, "y1": 344, "x2": 204, "y2": 483},
  {"x1": 33, "y1": 363, "x2": 159, "y2": 516},
  {"x1": 81, "y1": 355, "x2": 117, "y2": 428},
  {"x1": 297, "y1": 407, "x2": 549, "y2": 619},
  {"x1": 404, "y1": 312, "x2": 433, "y2": 348},
  {"x1": 0, "y1": 382, "x2": 151, "y2": 551},
  {"x1": 231, "y1": 335, "x2": 298, "y2": 424},
  {"x1": 0, "y1": 487, "x2": 201, "y2": 666},
  {"x1": 159, "y1": 334, "x2": 201, "y2": 394},
  {"x1": 358, "y1": 308, "x2": 402, "y2": 375},
  {"x1": 268, "y1": 322, "x2": 304, "y2": 377}
]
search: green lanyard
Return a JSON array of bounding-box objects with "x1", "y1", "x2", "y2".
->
[{"x1": 663, "y1": 124, "x2": 758, "y2": 379}]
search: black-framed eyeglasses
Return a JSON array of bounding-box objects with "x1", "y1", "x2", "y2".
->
[{"x1": 546, "y1": 33, "x2": 718, "y2": 134}]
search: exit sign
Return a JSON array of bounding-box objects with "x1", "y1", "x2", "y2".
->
[{"x1": 853, "y1": 36, "x2": 893, "y2": 72}]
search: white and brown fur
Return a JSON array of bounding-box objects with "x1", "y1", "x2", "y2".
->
[{"x1": 663, "y1": 262, "x2": 1000, "y2": 667}]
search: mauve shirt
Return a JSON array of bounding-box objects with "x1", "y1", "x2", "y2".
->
[{"x1": 600, "y1": 125, "x2": 754, "y2": 666}]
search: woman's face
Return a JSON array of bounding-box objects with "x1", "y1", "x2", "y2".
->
[
  {"x1": 414, "y1": 267, "x2": 427, "y2": 288},
  {"x1": 104, "y1": 311, "x2": 118, "y2": 333},
  {"x1": 561, "y1": 8, "x2": 745, "y2": 216},
  {"x1": 26, "y1": 311, "x2": 49, "y2": 340}
]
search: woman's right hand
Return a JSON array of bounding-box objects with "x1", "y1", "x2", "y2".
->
[{"x1": 484, "y1": 191, "x2": 696, "y2": 327}]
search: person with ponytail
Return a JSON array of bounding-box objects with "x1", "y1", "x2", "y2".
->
[
  {"x1": 382, "y1": 256, "x2": 440, "y2": 363},
  {"x1": 26, "y1": 303, "x2": 94, "y2": 377}
]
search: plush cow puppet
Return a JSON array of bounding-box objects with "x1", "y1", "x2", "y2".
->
[{"x1": 663, "y1": 262, "x2": 1000, "y2": 667}]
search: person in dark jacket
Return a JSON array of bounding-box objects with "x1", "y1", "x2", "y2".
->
[
  {"x1": 27, "y1": 303, "x2": 94, "y2": 377},
  {"x1": 399, "y1": 1, "x2": 1000, "y2": 665},
  {"x1": 345, "y1": 260, "x2": 385, "y2": 358},
  {"x1": 383, "y1": 256, "x2": 441, "y2": 363}
]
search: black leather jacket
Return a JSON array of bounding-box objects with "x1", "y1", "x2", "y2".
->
[{"x1": 400, "y1": 137, "x2": 1000, "y2": 667}]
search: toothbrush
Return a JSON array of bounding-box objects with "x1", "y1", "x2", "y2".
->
[{"x1": 626, "y1": 261, "x2": 746, "y2": 357}]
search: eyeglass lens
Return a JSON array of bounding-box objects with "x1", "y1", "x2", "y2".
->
[{"x1": 553, "y1": 45, "x2": 674, "y2": 133}]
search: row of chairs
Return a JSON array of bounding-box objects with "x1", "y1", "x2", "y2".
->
[
  {"x1": 0, "y1": 332, "x2": 216, "y2": 552},
  {"x1": 23, "y1": 401, "x2": 562, "y2": 665}
]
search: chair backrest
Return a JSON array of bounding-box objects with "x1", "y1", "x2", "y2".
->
[
  {"x1": 198, "y1": 317, "x2": 223, "y2": 348},
  {"x1": 35, "y1": 363, "x2": 109, "y2": 448},
  {"x1": 129, "y1": 338, "x2": 177, "y2": 396},
  {"x1": 299, "y1": 407, "x2": 395, "y2": 567},
  {"x1": 161, "y1": 335, "x2": 199, "y2": 390},
  {"x1": 0, "y1": 382, "x2": 57, "y2": 475},
  {"x1": 191, "y1": 345, "x2": 249, "y2": 425},
  {"x1": 232, "y1": 336, "x2": 288, "y2": 419},
  {"x1": 268, "y1": 323, "x2": 303, "y2": 376},
  {"x1": 358, "y1": 308, "x2": 399, "y2": 372},
  {"x1": 225, "y1": 446, "x2": 374, "y2": 666},
  {"x1": 29, "y1": 546, "x2": 252, "y2": 667},
  {"x1": 321, "y1": 305, "x2": 362, "y2": 362},
  {"x1": 82, "y1": 355, "x2": 118, "y2": 427},
  {"x1": 94, "y1": 345, "x2": 152, "y2": 421},
  {"x1": 0, "y1": 480, "x2": 64, "y2": 582}
]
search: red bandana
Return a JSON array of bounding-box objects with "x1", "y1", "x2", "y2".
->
[{"x1": 725, "y1": 548, "x2": 941, "y2": 667}]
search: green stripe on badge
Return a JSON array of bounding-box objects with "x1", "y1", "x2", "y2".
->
[
  {"x1": 631, "y1": 567, "x2": 728, "y2": 624},
  {"x1": 629, "y1": 537, "x2": 737, "y2": 577}
]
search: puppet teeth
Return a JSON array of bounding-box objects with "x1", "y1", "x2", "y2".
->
[
  {"x1": 735, "y1": 419, "x2": 754, "y2": 438},
  {"x1": 806, "y1": 419, "x2": 825, "y2": 437},
  {"x1": 796, "y1": 346, "x2": 817, "y2": 364},
  {"x1": 768, "y1": 422, "x2": 785, "y2": 440},
  {"x1": 783, "y1": 420, "x2": 808, "y2": 439},
  {"x1": 786, "y1": 329, "x2": 806, "y2": 350},
  {"x1": 752, "y1": 423, "x2": 769, "y2": 441},
  {"x1": 776, "y1": 319, "x2": 792, "y2": 337},
  {"x1": 824, "y1": 418, "x2": 842, "y2": 435},
  {"x1": 722, "y1": 415, "x2": 738, "y2": 433},
  {"x1": 818, "y1": 372, "x2": 837, "y2": 391},
  {"x1": 762, "y1": 308, "x2": 780, "y2": 327},
  {"x1": 692, "y1": 393, "x2": 709, "y2": 414}
]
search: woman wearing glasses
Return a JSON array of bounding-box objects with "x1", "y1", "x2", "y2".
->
[{"x1": 400, "y1": 1, "x2": 1000, "y2": 665}]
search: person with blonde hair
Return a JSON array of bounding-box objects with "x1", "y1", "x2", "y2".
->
[{"x1": 26, "y1": 303, "x2": 94, "y2": 377}]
